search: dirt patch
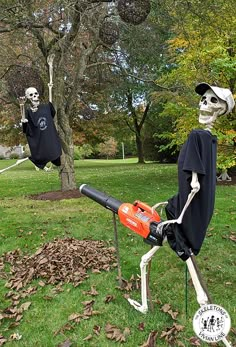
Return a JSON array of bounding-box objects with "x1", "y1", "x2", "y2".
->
[{"x1": 30, "y1": 189, "x2": 83, "y2": 201}]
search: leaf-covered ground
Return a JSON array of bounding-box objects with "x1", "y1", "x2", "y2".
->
[{"x1": 0, "y1": 159, "x2": 235, "y2": 346}]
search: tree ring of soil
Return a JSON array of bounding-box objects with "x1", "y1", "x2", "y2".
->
[{"x1": 30, "y1": 189, "x2": 83, "y2": 201}]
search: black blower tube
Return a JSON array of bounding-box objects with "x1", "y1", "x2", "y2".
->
[{"x1": 80, "y1": 184, "x2": 123, "y2": 214}]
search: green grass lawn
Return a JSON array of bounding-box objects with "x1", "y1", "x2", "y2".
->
[{"x1": 0, "y1": 159, "x2": 235, "y2": 347}]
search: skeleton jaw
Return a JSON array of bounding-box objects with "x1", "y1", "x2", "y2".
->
[
  {"x1": 30, "y1": 100, "x2": 40, "y2": 112},
  {"x1": 198, "y1": 111, "x2": 215, "y2": 125}
]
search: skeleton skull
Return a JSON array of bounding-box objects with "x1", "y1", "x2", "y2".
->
[
  {"x1": 198, "y1": 89, "x2": 227, "y2": 126},
  {"x1": 196, "y1": 83, "x2": 235, "y2": 130},
  {"x1": 25, "y1": 87, "x2": 40, "y2": 109}
]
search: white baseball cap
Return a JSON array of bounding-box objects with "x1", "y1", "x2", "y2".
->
[{"x1": 195, "y1": 82, "x2": 235, "y2": 115}]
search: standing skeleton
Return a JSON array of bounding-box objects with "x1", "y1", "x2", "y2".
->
[
  {"x1": 128, "y1": 83, "x2": 234, "y2": 347},
  {"x1": 0, "y1": 55, "x2": 61, "y2": 174}
]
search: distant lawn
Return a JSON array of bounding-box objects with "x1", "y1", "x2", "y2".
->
[{"x1": 0, "y1": 159, "x2": 235, "y2": 346}]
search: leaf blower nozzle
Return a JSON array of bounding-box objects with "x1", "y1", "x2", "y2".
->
[
  {"x1": 80, "y1": 184, "x2": 164, "y2": 246},
  {"x1": 79, "y1": 184, "x2": 122, "y2": 214}
]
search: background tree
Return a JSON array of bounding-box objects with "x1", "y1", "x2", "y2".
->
[
  {"x1": 0, "y1": 0, "x2": 152, "y2": 189},
  {"x1": 153, "y1": 0, "x2": 236, "y2": 177}
]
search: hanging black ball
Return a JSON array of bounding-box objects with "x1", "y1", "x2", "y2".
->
[
  {"x1": 5, "y1": 65, "x2": 44, "y2": 98},
  {"x1": 99, "y1": 21, "x2": 120, "y2": 45},
  {"x1": 79, "y1": 107, "x2": 96, "y2": 121},
  {"x1": 117, "y1": 0, "x2": 151, "y2": 25}
]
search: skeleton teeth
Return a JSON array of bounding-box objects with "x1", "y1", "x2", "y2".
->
[{"x1": 199, "y1": 109, "x2": 213, "y2": 116}]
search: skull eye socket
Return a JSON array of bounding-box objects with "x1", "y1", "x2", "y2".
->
[
  {"x1": 29, "y1": 93, "x2": 33, "y2": 96},
  {"x1": 211, "y1": 97, "x2": 218, "y2": 103},
  {"x1": 201, "y1": 96, "x2": 206, "y2": 102}
]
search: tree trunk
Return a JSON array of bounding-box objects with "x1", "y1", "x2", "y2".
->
[
  {"x1": 54, "y1": 56, "x2": 77, "y2": 192},
  {"x1": 136, "y1": 132, "x2": 145, "y2": 164},
  {"x1": 57, "y1": 108, "x2": 77, "y2": 191}
]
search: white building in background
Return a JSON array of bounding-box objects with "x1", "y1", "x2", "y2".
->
[{"x1": 0, "y1": 144, "x2": 24, "y2": 158}]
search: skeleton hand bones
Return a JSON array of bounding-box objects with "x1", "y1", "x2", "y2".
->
[{"x1": 18, "y1": 96, "x2": 28, "y2": 123}]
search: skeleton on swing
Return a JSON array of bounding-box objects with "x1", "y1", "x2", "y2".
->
[{"x1": 0, "y1": 55, "x2": 62, "y2": 174}]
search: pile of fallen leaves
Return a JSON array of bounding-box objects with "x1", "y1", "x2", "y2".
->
[
  {"x1": 3, "y1": 238, "x2": 117, "y2": 290},
  {"x1": 0, "y1": 238, "x2": 117, "y2": 344}
]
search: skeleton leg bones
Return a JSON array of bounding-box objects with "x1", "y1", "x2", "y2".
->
[
  {"x1": 128, "y1": 241, "x2": 165, "y2": 314},
  {"x1": 128, "y1": 246, "x2": 231, "y2": 346}
]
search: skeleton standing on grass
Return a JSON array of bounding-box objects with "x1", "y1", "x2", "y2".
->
[
  {"x1": 128, "y1": 82, "x2": 234, "y2": 347},
  {"x1": 18, "y1": 55, "x2": 62, "y2": 170}
]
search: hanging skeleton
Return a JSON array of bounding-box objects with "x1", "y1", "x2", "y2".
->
[
  {"x1": 20, "y1": 55, "x2": 61, "y2": 169},
  {"x1": 80, "y1": 83, "x2": 235, "y2": 347},
  {"x1": 0, "y1": 55, "x2": 61, "y2": 174}
]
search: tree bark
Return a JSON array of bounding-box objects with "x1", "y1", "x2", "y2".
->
[
  {"x1": 135, "y1": 132, "x2": 145, "y2": 164},
  {"x1": 126, "y1": 92, "x2": 150, "y2": 164},
  {"x1": 57, "y1": 107, "x2": 77, "y2": 191}
]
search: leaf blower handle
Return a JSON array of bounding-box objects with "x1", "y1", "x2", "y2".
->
[{"x1": 80, "y1": 184, "x2": 123, "y2": 214}]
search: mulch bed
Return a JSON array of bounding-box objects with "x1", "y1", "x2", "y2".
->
[
  {"x1": 216, "y1": 174, "x2": 236, "y2": 186},
  {"x1": 30, "y1": 189, "x2": 83, "y2": 201}
]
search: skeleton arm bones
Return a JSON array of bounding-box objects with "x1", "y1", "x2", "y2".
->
[
  {"x1": 158, "y1": 172, "x2": 200, "y2": 229},
  {"x1": 47, "y1": 54, "x2": 55, "y2": 103},
  {"x1": 18, "y1": 97, "x2": 28, "y2": 123},
  {"x1": 128, "y1": 171, "x2": 209, "y2": 313}
]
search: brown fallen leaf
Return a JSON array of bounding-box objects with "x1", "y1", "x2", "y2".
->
[
  {"x1": 0, "y1": 335, "x2": 7, "y2": 346},
  {"x1": 57, "y1": 339, "x2": 72, "y2": 347},
  {"x1": 104, "y1": 295, "x2": 115, "y2": 303},
  {"x1": 160, "y1": 323, "x2": 185, "y2": 343},
  {"x1": 83, "y1": 286, "x2": 98, "y2": 296},
  {"x1": 138, "y1": 322, "x2": 145, "y2": 331},
  {"x1": 105, "y1": 323, "x2": 127, "y2": 342},
  {"x1": 161, "y1": 303, "x2": 171, "y2": 312},
  {"x1": 20, "y1": 302, "x2": 31, "y2": 311},
  {"x1": 140, "y1": 330, "x2": 158, "y2": 347},
  {"x1": 68, "y1": 313, "x2": 81, "y2": 322},
  {"x1": 189, "y1": 336, "x2": 201, "y2": 345},
  {"x1": 93, "y1": 325, "x2": 101, "y2": 336},
  {"x1": 161, "y1": 303, "x2": 179, "y2": 320},
  {"x1": 229, "y1": 234, "x2": 236, "y2": 243},
  {"x1": 83, "y1": 334, "x2": 93, "y2": 341},
  {"x1": 54, "y1": 323, "x2": 74, "y2": 336}
]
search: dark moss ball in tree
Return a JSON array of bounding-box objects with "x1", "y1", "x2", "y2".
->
[
  {"x1": 117, "y1": 0, "x2": 151, "y2": 25},
  {"x1": 99, "y1": 21, "x2": 120, "y2": 45},
  {"x1": 80, "y1": 107, "x2": 96, "y2": 121},
  {"x1": 5, "y1": 65, "x2": 44, "y2": 98}
]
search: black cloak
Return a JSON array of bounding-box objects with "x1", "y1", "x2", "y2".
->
[
  {"x1": 165, "y1": 129, "x2": 217, "y2": 261},
  {"x1": 22, "y1": 102, "x2": 62, "y2": 169}
]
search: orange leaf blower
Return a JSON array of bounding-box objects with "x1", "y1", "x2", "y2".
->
[{"x1": 80, "y1": 184, "x2": 164, "y2": 246}]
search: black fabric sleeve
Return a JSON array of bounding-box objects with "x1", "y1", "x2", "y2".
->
[
  {"x1": 49, "y1": 102, "x2": 56, "y2": 118},
  {"x1": 182, "y1": 131, "x2": 205, "y2": 175}
]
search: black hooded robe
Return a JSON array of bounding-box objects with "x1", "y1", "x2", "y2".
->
[
  {"x1": 165, "y1": 129, "x2": 217, "y2": 261},
  {"x1": 22, "y1": 102, "x2": 62, "y2": 169}
]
